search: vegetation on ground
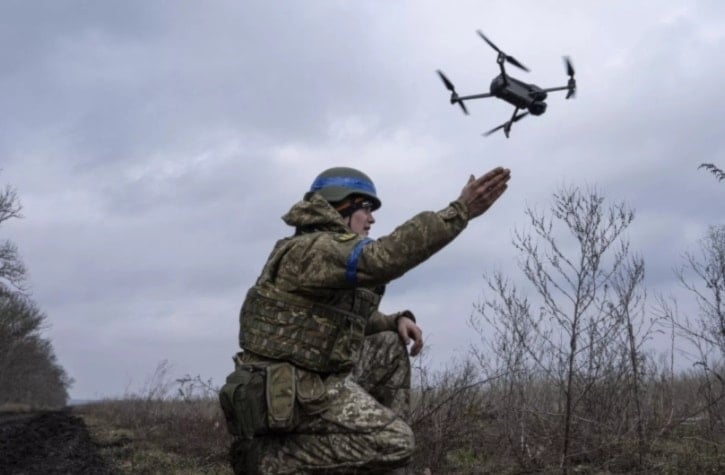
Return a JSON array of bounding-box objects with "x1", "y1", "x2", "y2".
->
[
  {"x1": 78, "y1": 369, "x2": 233, "y2": 474},
  {"x1": 73, "y1": 360, "x2": 725, "y2": 474}
]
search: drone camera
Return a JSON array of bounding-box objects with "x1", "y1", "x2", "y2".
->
[{"x1": 528, "y1": 102, "x2": 547, "y2": 116}]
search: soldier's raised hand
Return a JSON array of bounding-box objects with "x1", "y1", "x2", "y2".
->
[{"x1": 458, "y1": 167, "x2": 511, "y2": 219}]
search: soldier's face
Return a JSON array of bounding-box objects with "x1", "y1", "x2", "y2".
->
[{"x1": 348, "y1": 206, "x2": 375, "y2": 237}]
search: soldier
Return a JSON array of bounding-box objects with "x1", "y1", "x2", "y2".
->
[{"x1": 220, "y1": 166, "x2": 511, "y2": 474}]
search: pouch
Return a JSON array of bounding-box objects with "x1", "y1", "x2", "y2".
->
[
  {"x1": 265, "y1": 363, "x2": 296, "y2": 430},
  {"x1": 219, "y1": 362, "x2": 301, "y2": 438},
  {"x1": 219, "y1": 365, "x2": 268, "y2": 439},
  {"x1": 296, "y1": 368, "x2": 328, "y2": 415}
]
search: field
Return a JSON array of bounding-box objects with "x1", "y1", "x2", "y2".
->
[
  {"x1": 78, "y1": 398, "x2": 232, "y2": 474},
  {"x1": 0, "y1": 401, "x2": 231, "y2": 474},
  {"x1": 4, "y1": 364, "x2": 725, "y2": 474}
]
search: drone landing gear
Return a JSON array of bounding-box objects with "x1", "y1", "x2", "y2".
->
[{"x1": 483, "y1": 107, "x2": 529, "y2": 138}]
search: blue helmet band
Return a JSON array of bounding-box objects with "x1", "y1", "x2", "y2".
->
[
  {"x1": 307, "y1": 167, "x2": 382, "y2": 210},
  {"x1": 309, "y1": 176, "x2": 376, "y2": 195}
]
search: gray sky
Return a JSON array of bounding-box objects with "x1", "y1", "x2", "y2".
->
[{"x1": 1, "y1": 1, "x2": 723, "y2": 400}]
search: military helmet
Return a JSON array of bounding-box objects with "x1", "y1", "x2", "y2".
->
[{"x1": 308, "y1": 167, "x2": 381, "y2": 210}]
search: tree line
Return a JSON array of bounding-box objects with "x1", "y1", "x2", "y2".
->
[{"x1": 0, "y1": 176, "x2": 71, "y2": 408}]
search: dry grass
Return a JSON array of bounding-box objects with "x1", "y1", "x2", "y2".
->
[
  {"x1": 0, "y1": 402, "x2": 33, "y2": 413},
  {"x1": 407, "y1": 359, "x2": 725, "y2": 474},
  {"x1": 75, "y1": 365, "x2": 233, "y2": 473},
  {"x1": 78, "y1": 398, "x2": 233, "y2": 474},
  {"x1": 72, "y1": 361, "x2": 725, "y2": 474}
]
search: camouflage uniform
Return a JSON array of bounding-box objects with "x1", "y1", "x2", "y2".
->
[{"x1": 224, "y1": 192, "x2": 469, "y2": 474}]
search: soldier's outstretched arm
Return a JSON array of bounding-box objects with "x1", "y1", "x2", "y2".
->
[
  {"x1": 348, "y1": 166, "x2": 512, "y2": 285},
  {"x1": 290, "y1": 167, "x2": 512, "y2": 289}
]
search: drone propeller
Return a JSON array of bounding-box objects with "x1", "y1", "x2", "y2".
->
[
  {"x1": 483, "y1": 111, "x2": 529, "y2": 137},
  {"x1": 437, "y1": 70, "x2": 469, "y2": 114},
  {"x1": 477, "y1": 30, "x2": 529, "y2": 72},
  {"x1": 564, "y1": 56, "x2": 576, "y2": 99},
  {"x1": 564, "y1": 56, "x2": 575, "y2": 77}
]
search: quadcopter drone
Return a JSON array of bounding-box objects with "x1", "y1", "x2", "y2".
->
[{"x1": 437, "y1": 30, "x2": 576, "y2": 138}]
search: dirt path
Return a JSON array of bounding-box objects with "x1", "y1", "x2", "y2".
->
[{"x1": 0, "y1": 409, "x2": 113, "y2": 474}]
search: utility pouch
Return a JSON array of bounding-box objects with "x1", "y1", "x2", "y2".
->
[
  {"x1": 296, "y1": 368, "x2": 328, "y2": 415},
  {"x1": 219, "y1": 365, "x2": 268, "y2": 439},
  {"x1": 219, "y1": 362, "x2": 300, "y2": 438},
  {"x1": 265, "y1": 363, "x2": 296, "y2": 430}
]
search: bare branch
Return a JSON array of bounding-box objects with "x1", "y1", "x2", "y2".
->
[
  {"x1": 474, "y1": 184, "x2": 650, "y2": 471},
  {"x1": 699, "y1": 163, "x2": 725, "y2": 182}
]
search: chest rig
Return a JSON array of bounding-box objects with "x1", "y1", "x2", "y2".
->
[{"x1": 239, "y1": 234, "x2": 382, "y2": 374}]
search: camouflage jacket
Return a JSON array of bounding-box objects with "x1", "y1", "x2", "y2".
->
[{"x1": 248, "y1": 192, "x2": 470, "y2": 334}]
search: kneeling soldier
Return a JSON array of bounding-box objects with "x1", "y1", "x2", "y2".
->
[{"x1": 220, "y1": 166, "x2": 511, "y2": 474}]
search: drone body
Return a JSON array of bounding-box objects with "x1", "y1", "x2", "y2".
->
[
  {"x1": 489, "y1": 74, "x2": 548, "y2": 116},
  {"x1": 437, "y1": 30, "x2": 576, "y2": 138}
]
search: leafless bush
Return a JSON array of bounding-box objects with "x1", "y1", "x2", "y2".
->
[
  {"x1": 656, "y1": 225, "x2": 725, "y2": 438},
  {"x1": 176, "y1": 374, "x2": 218, "y2": 401},
  {"x1": 671, "y1": 225, "x2": 725, "y2": 355},
  {"x1": 468, "y1": 185, "x2": 664, "y2": 473},
  {"x1": 409, "y1": 356, "x2": 501, "y2": 473}
]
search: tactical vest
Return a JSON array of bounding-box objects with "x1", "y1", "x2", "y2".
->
[{"x1": 239, "y1": 234, "x2": 382, "y2": 374}]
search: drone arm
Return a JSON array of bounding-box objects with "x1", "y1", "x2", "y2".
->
[
  {"x1": 539, "y1": 85, "x2": 570, "y2": 93},
  {"x1": 540, "y1": 82, "x2": 576, "y2": 99},
  {"x1": 456, "y1": 92, "x2": 495, "y2": 101}
]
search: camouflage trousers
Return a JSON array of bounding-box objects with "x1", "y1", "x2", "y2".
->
[{"x1": 232, "y1": 331, "x2": 414, "y2": 474}]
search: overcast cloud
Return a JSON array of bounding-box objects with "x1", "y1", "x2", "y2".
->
[{"x1": 1, "y1": 1, "x2": 723, "y2": 399}]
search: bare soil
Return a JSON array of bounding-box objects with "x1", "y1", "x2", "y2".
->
[{"x1": 0, "y1": 409, "x2": 113, "y2": 474}]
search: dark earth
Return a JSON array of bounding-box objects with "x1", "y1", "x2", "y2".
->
[{"x1": 0, "y1": 409, "x2": 113, "y2": 475}]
